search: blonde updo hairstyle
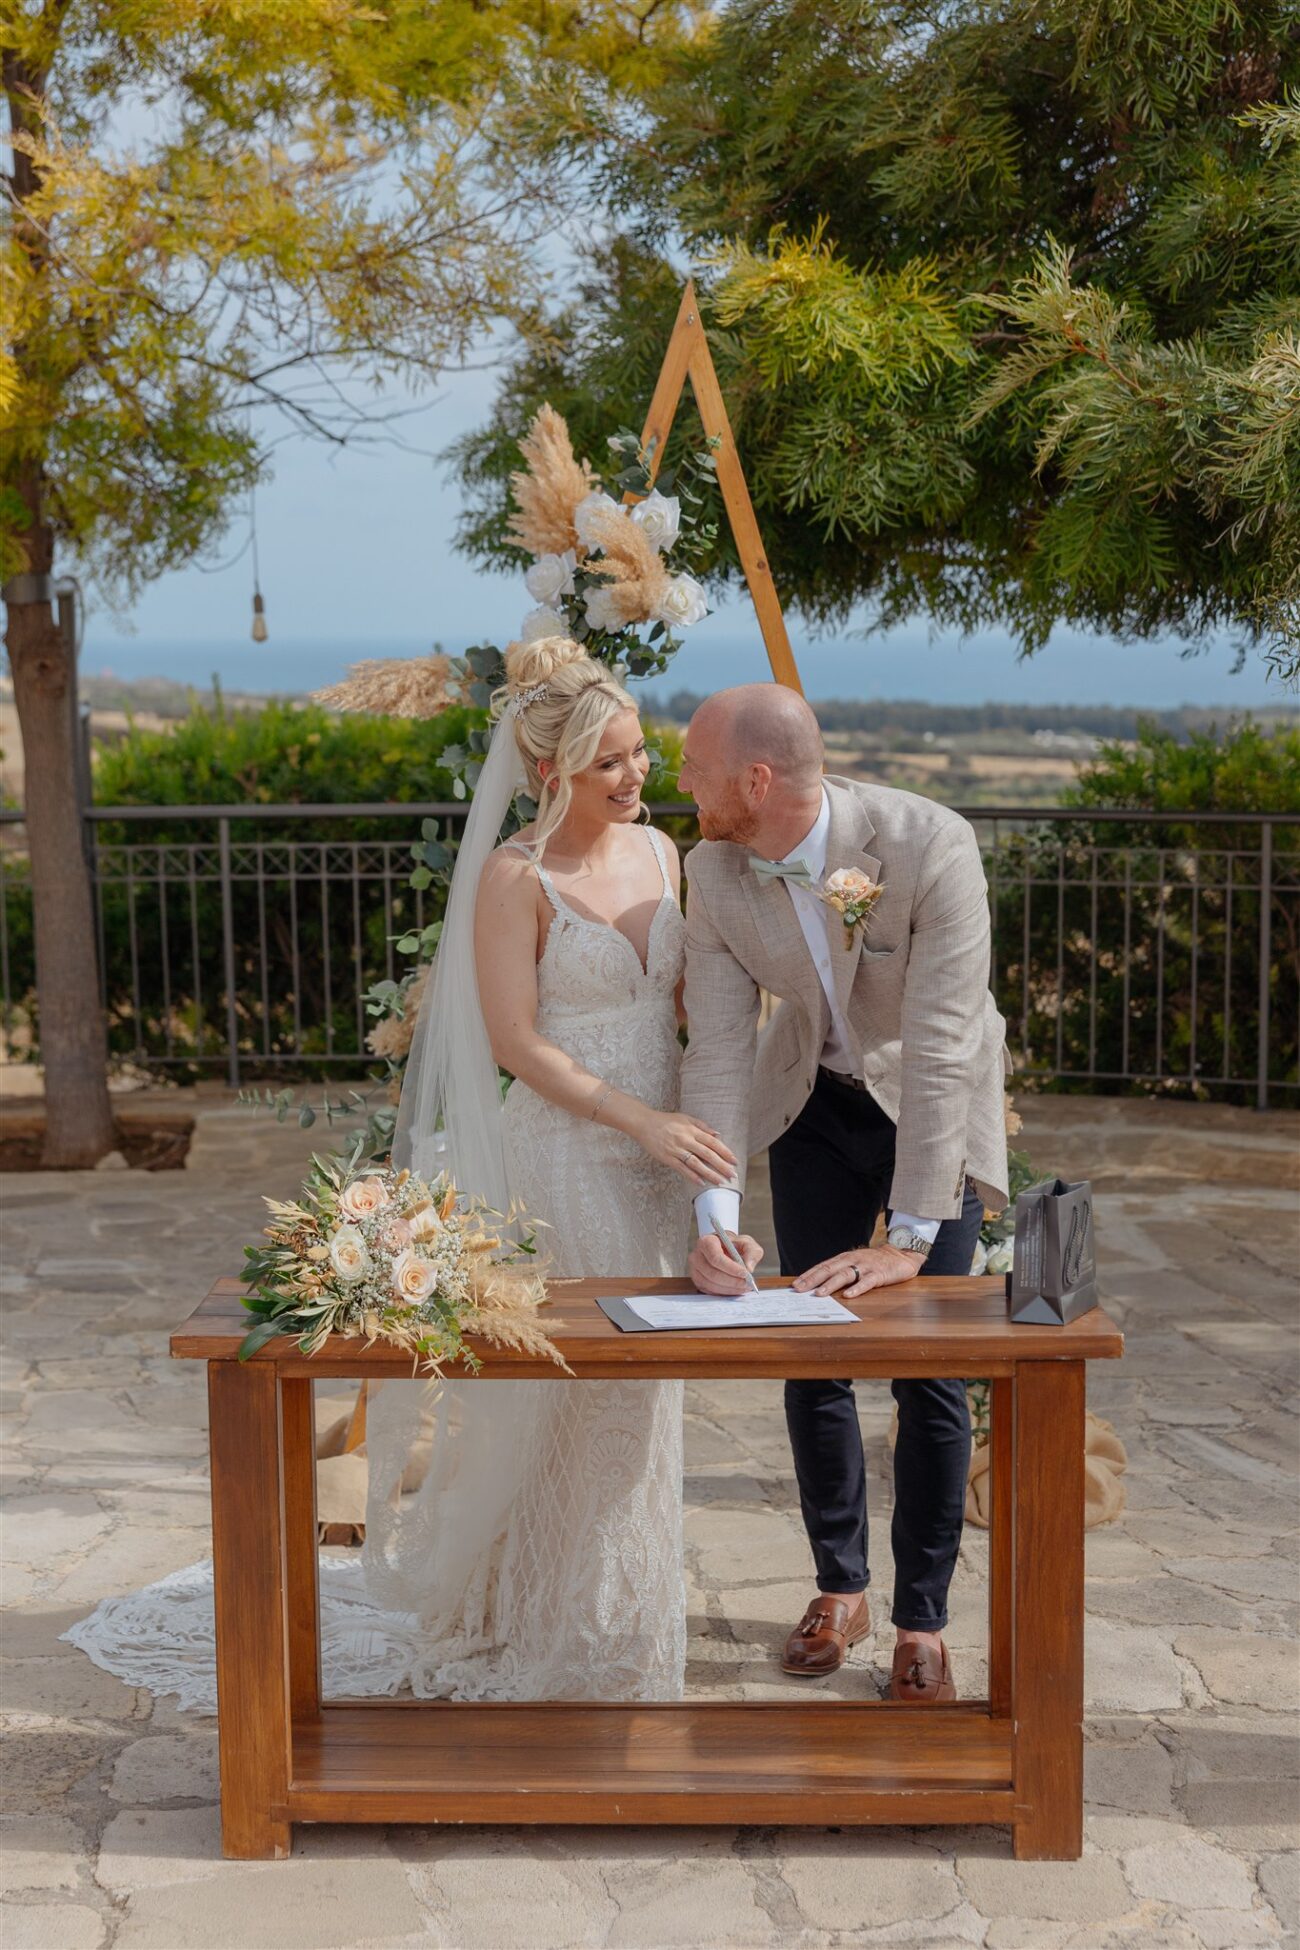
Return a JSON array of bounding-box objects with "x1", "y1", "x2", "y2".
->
[{"x1": 494, "y1": 636, "x2": 641, "y2": 849}]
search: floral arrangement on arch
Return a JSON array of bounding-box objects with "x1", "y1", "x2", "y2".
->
[{"x1": 507, "y1": 403, "x2": 717, "y2": 677}]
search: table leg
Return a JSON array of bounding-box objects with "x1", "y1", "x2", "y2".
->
[
  {"x1": 1011, "y1": 1360, "x2": 1085, "y2": 1860},
  {"x1": 208, "y1": 1362, "x2": 293, "y2": 1859},
  {"x1": 987, "y1": 1376, "x2": 1013, "y2": 1717},
  {"x1": 280, "y1": 1377, "x2": 322, "y2": 1717}
]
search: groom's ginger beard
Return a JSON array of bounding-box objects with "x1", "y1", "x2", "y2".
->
[{"x1": 697, "y1": 781, "x2": 763, "y2": 848}]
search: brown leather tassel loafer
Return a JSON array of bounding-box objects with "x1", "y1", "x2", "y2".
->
[
  {"x1": 889, "y1": 1637, "x2": 957, "y2": 1703},
  {"x1": 781, "y1": 1593, "x2": 871, "y2": 1676}
]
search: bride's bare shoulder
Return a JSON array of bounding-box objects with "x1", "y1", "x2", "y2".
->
[{"x1": 478, "y1": 832, "x2": 539, "y2": 901}]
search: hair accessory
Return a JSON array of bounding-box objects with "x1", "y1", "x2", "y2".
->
[{"x1": 516, "y1": 681, "x2": 550, "y2": 709}]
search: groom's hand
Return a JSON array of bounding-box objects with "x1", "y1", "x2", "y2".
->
[
  {"x1": 688, "y1": 1233, "x2": 765, "y2": 1295},
  {"x1": 794, "y1": 1245, "x2": 926, "y2": 1299}
]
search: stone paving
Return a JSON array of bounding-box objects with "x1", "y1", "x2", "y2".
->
[{"x1": 1, "y1": 1091, "x2": 1297, "y2": 1950}]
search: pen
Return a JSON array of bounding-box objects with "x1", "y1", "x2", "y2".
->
[{"x1": 710, "y1": 1217, "x2": 760, "y2": 1295}]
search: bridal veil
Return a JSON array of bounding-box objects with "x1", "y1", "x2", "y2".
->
[{"x1": 361, "y1": 708, "x2": 540, "y2": 1635}]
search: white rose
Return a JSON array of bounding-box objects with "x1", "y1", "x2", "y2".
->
[
  {"x1": 524, "y1": 550, "x2": 577, "y2": 606},
  {"x1": 584, "y1": 584, "x2": 626, "y2": 634},
  {"x1": 392, "y1": 1247, "x2": 439, "y2": 1304},
  {"x1": 328, "y1": 1225, "x2": 371, "y2": 1285},
  {"x1": 573, "y1": 490, "x2": 621, "y2": 549},
  {"x1": 651, "y1": 572, "x2": 709, "y2": 630},
  {"x1": 629, "y1": 490, "x2": 681, "y2": 552},
  {"x1": 520, "y1": 605, "x2": 566, "y2": 642},
  {"x1": 985, "y1": 1243, "x2": 1014, "y2": 1275},
  {"x1": 339, "y1": 1175, "x2": 390, "y2": 1221}
]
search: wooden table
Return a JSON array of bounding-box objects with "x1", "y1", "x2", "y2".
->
[{"x1": 172, "y1": 1274, "x2": 1123, "y2": 1862}]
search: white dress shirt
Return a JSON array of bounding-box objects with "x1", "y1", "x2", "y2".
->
[{"x1": 695, "y1": 788, "x2": 941, "y2": 1248}]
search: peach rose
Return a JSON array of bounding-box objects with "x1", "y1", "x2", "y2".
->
[
  {"x1": 825, "y1": 867, "x2": 880, "y2": 902},
  {"x1": 391, "y1": 1247, "x2": 438, "y2": 1305},
  {"x1": 339, "y1": 1176, "x2": 391, "y2": 1221}
]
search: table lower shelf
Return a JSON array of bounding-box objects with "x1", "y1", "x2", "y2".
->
[{"x1": 286, "y1": 1700, "x2": 1015, "y2": 1827}]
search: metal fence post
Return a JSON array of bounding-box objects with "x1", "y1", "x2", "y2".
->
[
  {"x1": 218, "y1": 817, "x2": 241, "y2": 1088},
  {"x1": 1256, "y1": 819, "x2": 1273, "y2": 1111}
]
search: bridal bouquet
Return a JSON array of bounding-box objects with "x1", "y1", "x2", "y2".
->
[{"x1": 238, "y1": 1140, "x2": 567, "y2": 1375}]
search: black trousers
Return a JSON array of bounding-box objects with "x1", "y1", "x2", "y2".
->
[{"x1": 769, "y1": 1068, "x2": 984, "y2": 1631}]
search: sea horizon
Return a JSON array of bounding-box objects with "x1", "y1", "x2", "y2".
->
[{"x1": 72, "y1": 621, "x2": 1292, "y2": 716}]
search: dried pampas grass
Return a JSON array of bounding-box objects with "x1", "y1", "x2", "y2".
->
[
  {"x1": 506, "y1": 404, "x2": 596, "y2": 558},
  {"x1": 366, "y1": 963, "x2": 429, "y2": 1065},
  {"x1": 582, "y1": 498, "x2": 672, "y2": 626},
  {"x1": 314, "y1": 655, "x2": 463, "y2": 719},
  {"x1": 467, "y1": 1260, "x2": 572, "y2": 1372}
]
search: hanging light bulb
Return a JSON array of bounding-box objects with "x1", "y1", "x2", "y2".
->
[{"x1": 248, "y1": 469, "x2": 269, "y2": 641}]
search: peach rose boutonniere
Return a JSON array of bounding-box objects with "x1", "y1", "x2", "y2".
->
[{"x1": 818, "y1": 867, "x2": 886, "y2": 949}]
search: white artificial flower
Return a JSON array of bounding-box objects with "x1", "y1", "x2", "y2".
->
[
  {"x1": 328, "y1": 1225, "x2": 371, "y2": 1285},
  {"x1": 407, "y1": 1203, "x2": 443, "y2": 1242},
  {"x1": 524, "y1": 550, "x2": 577, "y2": 606},
  {"x1": 392, "y1": 1247, "x2": 439, "y2": 1304},
  {"x1": 573, "y1": 490, "x2": 621, "y2": 549},
  {"x1": 520, "y1": 606, "x2": 566, "y2": 642},
  {"x1": 584, "y1": 585, "x2": 626, "y2": 634},
  {"x1": 629, "y1": 490, "x2": 681, "y2": 552},
  {"x1": 651, "y1": 572, "x2": 709, "y2": 630},
  {"x1": 338, "y1": 1176, "x2": 390, "y2": 1221},
  {"x1": 985, "y1": 1242, "x2": 1015, "y2": 1275}
]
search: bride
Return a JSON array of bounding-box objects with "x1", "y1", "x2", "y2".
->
[{"x1": 63, "y1": 635, "x2": 735, "y2": 1708}]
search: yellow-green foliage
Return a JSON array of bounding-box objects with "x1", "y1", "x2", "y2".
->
[{"x1": 0, "y1": 0, "x2": 707, "y2": 592}]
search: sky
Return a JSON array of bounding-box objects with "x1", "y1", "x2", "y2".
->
[{"x1": 81, "y1": 359, "x2": 1287, "y2": 713}]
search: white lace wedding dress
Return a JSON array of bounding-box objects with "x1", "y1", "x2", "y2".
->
[{"x1": 63, "y1": 827, "x2": 690, "y2": 1710}]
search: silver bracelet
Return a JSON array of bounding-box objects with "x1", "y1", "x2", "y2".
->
[{"x1": 590, "y1": 1083, "x2": 615, "y2": 1121}]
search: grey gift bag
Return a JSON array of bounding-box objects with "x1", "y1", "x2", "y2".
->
[{"x1": 1007, "y1": 1177, "x2": 1098, "y2": 1325}]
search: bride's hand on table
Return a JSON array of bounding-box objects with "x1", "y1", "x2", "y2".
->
[
  {"x1": 794, "y1": 1245, "x2": 926, "y2": 1299},
  {"x1": 688, "y1": 1231, "x2": 765, "y2": 1295},
  {"x1": 627, "y1": 1109, "x2": 738, "y2": 1188}
]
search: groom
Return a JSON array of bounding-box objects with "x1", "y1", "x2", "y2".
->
[{"x1": 678, "y1": 685, "x2": 1008, "y2": 1704}]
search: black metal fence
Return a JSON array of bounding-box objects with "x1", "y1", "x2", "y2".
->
[{"x1": 1, "y1": 801, "x2": 1296, "y2": 1105}]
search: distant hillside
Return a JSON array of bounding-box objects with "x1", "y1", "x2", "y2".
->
[{"x1": 640, "y1": 692, "x2": 1299, "y2": 740}]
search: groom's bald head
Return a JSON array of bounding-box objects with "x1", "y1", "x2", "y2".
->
[
  {"x1": 693, "y1": 684, "x2": 824, "y2": 789},
  {"x1": 680, "y1": 683, "x2": 825, "y2": 851}
]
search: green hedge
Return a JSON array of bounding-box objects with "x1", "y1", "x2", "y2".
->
[{"x1": 990, "y1": 720, "x2": 1299, "y2": 1099}]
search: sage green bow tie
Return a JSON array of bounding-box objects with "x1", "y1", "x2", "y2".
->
[{"x1": 750, "y1": 855, "x2": 815, "y2": 886}]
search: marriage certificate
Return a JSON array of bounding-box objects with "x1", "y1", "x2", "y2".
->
[{"x1": 598, "y1": 1289, "x2": 857, "y2": 1333}]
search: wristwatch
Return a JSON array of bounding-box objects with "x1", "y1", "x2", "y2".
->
[{"x1": 887, "y1": 1225, "x2": 934, "y2": 1258}]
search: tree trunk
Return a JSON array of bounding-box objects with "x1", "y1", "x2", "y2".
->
[
  {"x1": 4, "y1": 44, "x2": 116, "y2": 1166},
  {"x1": 4, "y1": 518, "x2": 116, "y2": 1167}
]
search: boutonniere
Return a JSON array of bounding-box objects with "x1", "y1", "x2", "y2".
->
[{"x1": 818, "y1": 867, "x2": 886, "y2": 949}]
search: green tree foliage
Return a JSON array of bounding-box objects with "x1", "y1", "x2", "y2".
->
[
  {"x1": 453, "y1": 2, "x2": 1299, "y2": 672},
  {"x1": 990, "y1": 720, "x2": 1300, "y2": 1099}
]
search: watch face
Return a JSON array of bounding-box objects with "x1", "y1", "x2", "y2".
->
[{"x1": 890, "y1": 1228, "x2": 930, "y2": 1254}]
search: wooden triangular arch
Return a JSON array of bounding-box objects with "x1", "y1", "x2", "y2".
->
[{"x1": 632, "y1": 281, "x2": 804, "y2": 697}]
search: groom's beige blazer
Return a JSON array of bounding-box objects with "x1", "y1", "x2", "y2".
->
[{"x1": 680, "y1": 775, "x2": 1010, "y2": 1221}]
